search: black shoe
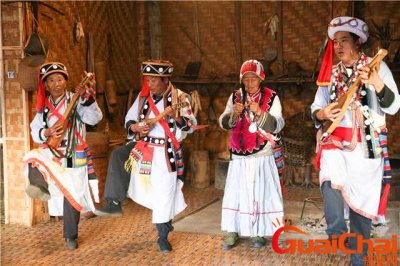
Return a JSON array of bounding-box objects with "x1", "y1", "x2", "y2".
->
[
  {"x1": 94, "y1": 200, "x2": 122, "y2": 217},
  {"x1": 222, "y1": 232, "x2": 239, "y2": 250},
  {"x1": 157, "y1": 237, "x2": 172, "y2": 253},
  {"x1": 25, "y1": 185, "x2": 51, "y2": 201},
  {"x1": 167, "y1": 220, "x2": 174, "y2": 232},
  {"x1": 250, "y1": 237, "x2": 267, "y2": 248},
  {"x1": 65, "y1": 238, "x2": 78, "y2": 250}
]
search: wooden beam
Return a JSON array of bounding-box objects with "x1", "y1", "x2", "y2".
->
[
  {"x1": 234, "y1": 2, "x2": 242, "y2": 73},
  {"x1": 39, "y1": 1, "x2": 65, "y2": 16},
  {"x1": 32, "y1": 1, "x2": 39, "y2": 32},
  {"x1": 147, "y1": 1, "x2": 162, "y2": 59},
  {"x1": 193, "y1": 2, "x2": 201, "y2": 61}
]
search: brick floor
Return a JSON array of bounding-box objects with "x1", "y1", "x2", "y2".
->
[{"x1": 0, "y1": 186, "x2": 358, "y2": 265}]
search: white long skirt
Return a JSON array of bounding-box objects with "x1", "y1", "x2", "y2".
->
[
  {"x1": 221, "y1": 155, "x2": 284, "y2": 237},
  {"x1": 319, "y1": 143, "x2": 382, "y2": 220},
  {"x1": 127, "y1": 145, "x2": 187, "y2": 223}
]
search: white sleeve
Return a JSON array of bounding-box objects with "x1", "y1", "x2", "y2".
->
[
  {"x1": 269, "y1": 95, "x2": 285, "y2": 134},
  {"x1": 377, "y1": 61, "x2": 400, "y2": 115},
  {"x1": 218, "y1": 94, "x2": 234, "y2": 130},
  {"x1": 76, "y1": 99, "x2": 103, "y2": 126},
  {"x1": 269, "y1": 96, "x2": 285, "y2": 133},
  {"x1": 125, "y1": 96, "x2": 140, "y2": 139},
  {"x1": 30, "y1": 112, "x2": 47, "y2": 144},
  {"x1": 311, "y1": 86, "x2": 330, "y2": 128}
]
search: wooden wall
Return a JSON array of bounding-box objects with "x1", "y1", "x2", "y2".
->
[{"x1": 2, "y1": 3, "x2": 32, "y2": 225}]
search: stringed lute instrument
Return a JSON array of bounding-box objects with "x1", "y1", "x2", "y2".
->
[
  {"x1": 321, "y1": 49, "x2": 388, "y2": 141},
  {"x1": 142, "y1": 101, "x2": 189, "y2": 127},
  {"x1": 46, "y1": 72, "x2": 95, "y2": 149}
]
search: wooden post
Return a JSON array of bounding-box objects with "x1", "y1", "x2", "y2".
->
[
  {"x1": 193, "y1": 2, "x2": 201, "y2": 62},
  {"x1": 234, "y1": 2, "x2": 242, "y2": 73},
  {"x1": 32, "y1": 2, "x2": 39, "y2": 32},
  {"x1": 147, "y1": 1, "x2": 162, "y2": 59},
  {"x1": 277, "y1": 1, "x2": 284, "y2": 75}
]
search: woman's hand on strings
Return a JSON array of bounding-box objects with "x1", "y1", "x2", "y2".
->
[{"x1": 317, "y1": 102, "x2": 341, "y2": 122}]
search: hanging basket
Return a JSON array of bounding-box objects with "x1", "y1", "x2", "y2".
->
[{"x1": 24, "y1": 32, "x2": 49, "y2": 56}]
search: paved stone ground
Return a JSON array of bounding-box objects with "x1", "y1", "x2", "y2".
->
[{"x1": 1, "y1": 186, "x2": 398, "y2": 265}]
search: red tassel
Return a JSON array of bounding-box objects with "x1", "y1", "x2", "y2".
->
[
  {"x1": 280, "y1": 179, "x2": 285, "y2": 196},
  {"x1": 36, "y1": 74, "x2": 46, "y2": 112},
  {"x1": 378, "y1": 183, "x2": 390, "y2": 216},
  {"x1": 316, "y1": 39, "x2": 334, "y2": 86},
  {"x1": 140, "y1": 77, "x2": 150, "y2": 97}
]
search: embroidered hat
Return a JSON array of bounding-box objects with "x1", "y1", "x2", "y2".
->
[
  {"x1": 39, "y1": 62, "x2": 69, "y2": 81},
  {"x1": 36, "y1": 62, "x2": 69, "y2": 112},
  {"x1": 316, "y1": 17, "x2": 369, "y2": 86},
  {"x1": 141, "y1": 60, "x2": 173, "y2": 77},
  {"x1": 140, "y1": 60, "x2": 173, "y2": 97},
  {"x1": 240, "y1": 60, "x2": 265, "y2": 81},
  {"x1": 328, "y1": 16, "x2": 369, "y2": 44}
]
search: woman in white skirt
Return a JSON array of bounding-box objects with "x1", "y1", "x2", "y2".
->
[{"x1": 219, "y1": 60, "x2": 285, "y2": 249}]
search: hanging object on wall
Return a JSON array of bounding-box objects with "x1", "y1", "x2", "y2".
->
[
  {"x1": 190, "y1": 90, "x2": 202, "y2": 117},
  {"x1": 24, "y1": 30, "x2": 49, "y2": 56},
  {"x1": 73, "y1": 2, "x2": 84, "y2": 45},
  {"x1": 73, "y1": 21, "x2": 85, "y2": 45},
  {"x1": 24, "y1": 1, "x2": 64, "y2": 57},
  {"x1": 263, "y1": 14, "x2": 279, "y2": 41},
  {"x1": 24, "y1": 5, "x2": 49, "y2": 57}
]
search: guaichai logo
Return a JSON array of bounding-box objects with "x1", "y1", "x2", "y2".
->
[{"x1": 271, "y1": 225, "x2": 398, "y2": 255}]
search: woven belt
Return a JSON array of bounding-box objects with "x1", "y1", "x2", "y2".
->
[{"x1": 142, "y1": 136, "x2": 165, "y2": 145}]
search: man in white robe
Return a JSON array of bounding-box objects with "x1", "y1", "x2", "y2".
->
[
  {"x1": 95, "y1": 60, "x2": 196, "y2": 253},
  {"x1": 24, "y1": 62, "x2": 103, "y2": 250},
  {"x1": 311, "y1": 17, "x2": 400, "y2": 266}
]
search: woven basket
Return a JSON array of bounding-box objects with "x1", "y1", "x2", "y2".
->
[{"x1": 282, "y1": 137, "x2": 312, "y2": 167}]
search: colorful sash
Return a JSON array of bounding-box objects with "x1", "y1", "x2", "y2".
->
[
  {"x1": 124, "y1": 141, "x2": 155, "y2": 189},
  {"x1": 44, "y1": 98, "x2": 97, "y2": 179}
]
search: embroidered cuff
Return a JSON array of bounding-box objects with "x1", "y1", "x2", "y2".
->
[
  {"x1": 376, "y1": 84, "x2": 395, "y2": 108},
  {"x1": 176, "y1": 117, "x2": 191, "y2": 131},
  {"x1": 312, "y1": 109, "x2": 323, "y2": 128},
  {"x1": 125, "y1": 120, "x2": 137, "y2": 139},
  {"x1": 80, "y1": 96, "x2": 96, "y2": 107},
  {"x1": 39, "y1": 128, "x2": 47, "y2": 142},
  {"x1": 221, "y1": 113, "x2": 232, "y2": 129},
  {"x1": 256, "y1": 112, "x2": 277, "y2": 132}
]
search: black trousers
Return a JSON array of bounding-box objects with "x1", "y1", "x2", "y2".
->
[
  {"x1": 103, "y1": 141, "x2": 135, "y2": 202},
  {"x1": 28, "y1": 164, "x2": 80, "y2": 239}
]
